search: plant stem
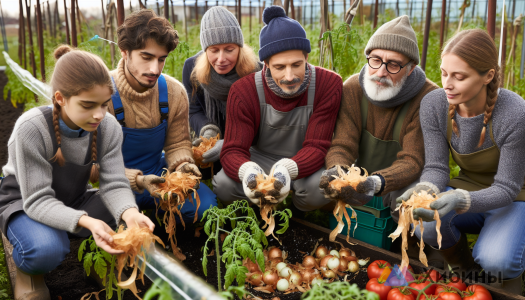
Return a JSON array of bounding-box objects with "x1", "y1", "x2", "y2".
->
[{"x1": 216, "y1": 217, "x2": 222, "y2": 291}]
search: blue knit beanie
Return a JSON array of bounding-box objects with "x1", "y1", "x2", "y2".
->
[{"x1": 258, "y1": 6, "x2": 311, "y2": 62}]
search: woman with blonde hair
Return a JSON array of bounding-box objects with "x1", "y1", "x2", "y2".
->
[
  {"x1": 397, "y1": 29, "x2": 525, "y2": 292},
  {"x1": 183, "y1": 6, "x2": 262, "y2": 179}
]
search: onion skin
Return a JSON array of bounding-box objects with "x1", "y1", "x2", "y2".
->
[
  {"x1": 289, "y1": 272, "x2": 303, "y2": 285},
  {"x1": 315, "y1": 246, "x2": 329, "y2": 259},
  {"x1": 339, "y1": 248, "x2": 356, "y2": 260},
  {"x1": 320, "y1": 255, "x2": 334, "y2": 268},
  {"x1": 338, "y1": 258, "x2": 349, "y2": 272},
  {"x1": 268, "y1": 247, "x2": 283, "y2": 260},
  {"x1": 263, "y1": 270, "x2": 279, "y2": 286},
  {"x1": 249, "y1": 272, "x2": 263, "y2": 286},
  {"x1": 302, "y1": 256, "x2": 317, "y2": 269},
  {"x1": 348, "y1": 261, "x2": 360, "y2": 272},
  {"x1": 327, "y1": 257, "x2": 340, "y2": 270}
]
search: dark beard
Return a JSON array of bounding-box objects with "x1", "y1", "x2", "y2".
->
[{"x1": 126, "y1": 59, "x2": 158, "y2": 89}]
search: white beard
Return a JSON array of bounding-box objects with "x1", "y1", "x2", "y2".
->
[{"x1": 363, "y1": 68, "x2": 408, "y2": 102}]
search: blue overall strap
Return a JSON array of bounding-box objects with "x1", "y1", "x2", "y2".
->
[
  {"x1": 110, "y1": 77, "x2": 126, "y2": 127},
  {"x1": 157, "y1": 75, "x2": 169, "y2": 123}
]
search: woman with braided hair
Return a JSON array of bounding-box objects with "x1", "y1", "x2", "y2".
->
[
  {"x1": 396, "y1": 29, "x2": 525, "y2": 293},
  {"x1": 0, "y1": 45, "x2": 154, "y2": 299}
]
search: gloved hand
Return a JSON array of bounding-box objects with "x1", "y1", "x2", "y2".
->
[
  {"x1": 192, "y1": 124, "x2": 221, "y2": 147},
  {"x1": 356, "y1": 175, "x2": 382, "y2": 196},
  {"x1": 319, "y1": 165, "x2": 347, "y2": 199},
  {"x1": 395, "y1": 182, "x2": 440, "y2": 209},
  {"x1": 241, "y1": 162, "x2": 267, "y2": 205},
  {"x1": 319, "y1": 165, "x2": 372, "y2": 206},
  {"x1": 201, "y1": 139, "x2": 224, "y2": 164},
  {"x1": 136, "y1": 174, "x2": 165, "y2": 198},
  {"x1": 413, "y1": 189, "x2": 471, "y2": 222},
  {"x1": 177, "y1": 162, "x2": 202, "y2": 190},
  {"x1": 266, "y1": 161, "x2": 292, "y2": 204}
]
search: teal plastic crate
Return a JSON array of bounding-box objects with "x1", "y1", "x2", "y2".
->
[
  {"x1": 329, "y1": 208, "x2": 396, "y2": 250},
  {"x1": 353, "y1": 196, "x2": 391, "y2": 218}
]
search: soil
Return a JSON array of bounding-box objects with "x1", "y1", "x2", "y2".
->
[{"x1": 0, "y1": 70, "x2": 24, "y2": 169}]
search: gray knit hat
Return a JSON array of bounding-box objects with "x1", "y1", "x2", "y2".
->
[
  {"x1": 200, "y1": 6, "x2": 244, "y2": 51},
  {"x1": 364, "y1": 15, "x2": 420, "y2": 65}
]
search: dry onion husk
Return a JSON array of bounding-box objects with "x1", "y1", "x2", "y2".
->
[
  {"x1": 192, "y1": 134, "x2": 220, "y2": 169},
  {"x1": 328, "y1": 165, "x2": 367, "y2": 243},
  {"x1": 154, "y1": 170, "x2": 201, "y2": 261},
  {"x1": 249, "y1": 172, "x2": 285, "y2": 240},
  {"x1": 389, "y1": 190, "x2": 442, "y2": 270},
  {"x1": 109, "y1": 224, "x2": 164, "y2": 296}
]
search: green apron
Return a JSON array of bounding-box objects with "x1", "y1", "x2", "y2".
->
[
  {"x1": 356, "y1": 96, "x2": 412, "y2": 173},
  {"x1": 447, "y1": 114, "x2": 525, "y2": 200}
]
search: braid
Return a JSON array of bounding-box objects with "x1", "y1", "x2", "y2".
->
[
  {"x1": 50, "y1": 100, "x2": 66, "y2": 166},
  {"x1": 449, "y1": 103, "x2": 460, "y2": 136},
  {"x1": 477, "y1": 68, "x2": 500, "y2": 148},
  {"x1": 89, "y1": 130, "x2": 100, "y2": 183}
]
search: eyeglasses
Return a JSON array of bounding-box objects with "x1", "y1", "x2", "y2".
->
[{"x1": 366, "y1": 56, "x2": 411, "y2": 74}]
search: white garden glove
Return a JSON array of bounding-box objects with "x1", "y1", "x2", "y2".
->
[
  {"x1": 201, "y1": 139, "x2": 224, "y2": 164},
  {"x1": 192, "y1": 124, "x2": 221, "y2": 147},
  {"x1": 267, "y1": 159, "x2": 297, "y2": 204},
  {"x1": 240, "y1": 162, "x2": 267, "y2": 205}
]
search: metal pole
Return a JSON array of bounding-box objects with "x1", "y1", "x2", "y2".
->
[
  {"x1": 63, "y1": 0, "x2": 70, "y2": 45},
  {"x1": 421, "y1": 0, "x2": 433, "y2": 71},
  {"x1": 249, "y1": 0, "x2": 252, "y2": 32},
  {"x1": 487, "y1": 0, "x2": 496, "y2": 39},
  {"x1": 70, "y1": 0, "x2": 76, "y2": 46},
  {"x1": 165, "y1": 0, "x2": 169, "y2": 19},
  {"x1": 36, "y1": 0, "x2": 45, "y2": 81},
  {"x1": 117, "y1": 0, "x2": 124, "y2": 26}
]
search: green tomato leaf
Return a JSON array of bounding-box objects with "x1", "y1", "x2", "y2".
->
[
  {"x1": 204, "y1": 219, "x2": 212, "y2": 236},
  {"x1": 223, "y1": 234, "x2": 233, "y2": 248},
  {"x1": 235, "y1": 266, "x2": 248, "y2": 286},
  {"x1": 83, "y1": 252, "x2": 93, "y2": 276},
  {"x1": 78, "y1": 239, "x2": 87, "y2": 262},
  {"x1": 256, "y1": 248, "x2": 265, "y2": 273},
  {"x1": 224, "y1": 264, "x2": 237, "y2": 289},
  {"x1": 202, "y1": 255, "x2": 208, "y2": 276},
  {"x1": 94, "y1": 254, "x2": 108, "y2": 281}
]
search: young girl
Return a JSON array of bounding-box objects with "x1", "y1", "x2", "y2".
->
[
  {"x1": 0, "y1": 45, "x2": 154, "y2": 299},
  {"x1": 397, "y1": 29, "x2": 525, "y2": 292}
]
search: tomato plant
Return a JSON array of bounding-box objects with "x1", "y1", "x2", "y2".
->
[
  {"x1": 435, "y1": 292, "x2": 462, "y2": 300},
  {"x1": 463, "y1": 285, "x2": 492, "y2": 300},
  {"x1": 419, "y1": 270, "x2": 444, "y2": 283},
  {"x1": 409, "y1": 279, "x2": 436, "y2": 296},
  {"x1": 446, "y1": 276, "x2": 467, "y2": 292},
  {"x1": 388, "y1": 287, "x2": 416, "y2": 300},
  {"x1": 366, "y1": 278, "x2": 392, "y2": 300},
  {"x1": 368, "y1": 260, "x2": 392, "y2": 279}
]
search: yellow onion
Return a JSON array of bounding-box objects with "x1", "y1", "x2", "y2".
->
[
  {"x1": 263, "y1": 270, "x2": 279, "y2": 286},
  {"x1": 289, "y1": 272, "x2": 303, "y2": 285},
  {"x1": 320, "y1": 255, "x2": 334, "y2": 268},
  {"x1": 268, "y1": 257, "x2": 284, "y2": 268},
  {"x1": 339, "y1": 248, "x2": 356, "y2": 261},
  {"x1": 348, "y1": 260, "x2": 360, "y2": 272},
  {"x1": 245, "y1": 260, "x2": 260, "y2": 273},
  {"x1": 276, "y1": 278, "x2": 289, "y2": 291},
  {"x1": 329, "y1": 250, "x2": 340, "y2": 258},
  {"x1": 322, "y1": 269, "x2": 337, "y2": 279},
  {"x1": 338, "y1": 258, "x2": 349, "y2": 272},
  {"x1": 302, "y1": 255, "x2": 316, "y2": 269},
  {"x1": 268, "y1": 247, "x2": 282, "y2": 260},
  {"x1": 327, "y1": 257, "x2": 340, "y2": 270},
  {"x1": 248, "y1": 272, "x2": 263, "y2": 286},
  {"x1": 315, "y1": 246, "x2": 329, "y2": 259},
  {"x1": 279, "y1": 267, "x2": 293, "y2": 278},
  {"x1": 301, "y1": 268, "x2": 317, "y2": 283}
]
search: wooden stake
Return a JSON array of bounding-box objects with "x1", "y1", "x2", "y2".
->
[
  {"x1": 249, "y1": 0, "x2": 252, "y2": 32},
  {"x1": 54, "y1": 0, "x2": 59, "y2": 39},
  {"x1": 36, "y1": 0, "x2": 45, "y2": 81},
  {"x1": 63, "y1": 0, "x2": 70, "y2": 44},
  {"x1": 439, "y1": 0, "x2": 446, "y2": 49},
  {"x1": 101, "y1": 0, "x2": 106, "y2": 34},
  {"x1": 421, "y1": 0, "x2": 433, "y2": 71},
  {"x1": 47, "y1": 1, "x2": 54, "y2": 38},
  {"x1": 18, "y1": 0, "x2": 24, "y2": 64},
  {"x1": 183, "y1": 0, "x2": 187, "y2": 37},
  {"x1": 291, "y1": 0, "x2": 295, "y2": 20},
  {"x1": 205, "y1": 0, "x2": 208, "y2": 12},
  {"x1": 165, "y1": 0, "x2": 169, "y2": 19},
  {"x1": 520, "y1": 18, "x2": 525, "y2": 79},
  {"x1": 41, "y1": 0, "x2": 47, "y2": 32},
  {"x1": 130, "y1": 0, "x2": 132, "y2": 13},
  {"x1": 500, "y1": 20, "x2": 507, "y2": 86},
  {"x1": 310, "y1": 0, "x2": 313, "y2": 26},
  {"x1": 487, "y1": 0, "x2": 496, "y2": 39},
  {"x1": 26, "y1": 0, "x2": 37, "y2": 76},
  {"x1": 171, "y1": 0, "x2": 176, "y2": 24},
  {"x1": 76, "y1": 0, "x2": 82, "y2": 42},
  {"x1": 117, "y1": 0, "x2": 124, "y2": 26},
  {"x1": 70, "y1": 0, "x2": 76, "y2": 46},
  {"x1": 284, "y1": 0, "x2": 289, "y2": 14},
  {"x1": 195, "y1": 0, "x2": 198, "y2": 24},
  {"x1": 373, "y1": 0, "x2": 378, "y2": 29},
  {"x1": 505, "y1": 15, "x2": 521, "y2": 88},
  {"x1": 456, "y1": 0, "x2": 470, "y2": 34}
]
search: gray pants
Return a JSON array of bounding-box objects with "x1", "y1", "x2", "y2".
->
[
  {"x1": 213, "y1": 149, "x2": 331, "y2": 211},
  {"x1": 382, "y1": 180, "x2": 418, "y2": 223}
]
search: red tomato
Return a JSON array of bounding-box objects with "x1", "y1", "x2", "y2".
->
[
  {"x1": 387, "y1": 288, "x2": 416, "y2": 300},
  {"x1": 446, "y1": 276, "x2": 467, "y2": 292},
  {"x1": 368, "y1": 260, "x2": 392, "y2": 280},
  {"x1": 436, "y1": 292, "x2": 462, "y2": 300},
  {"x1": 409, "y1": 280, "x2": 436, "y2": 296},
  {"x1": 419, "y1": 270, "x2": 444, "y2": 282},
  {"x1": 463, "y1": 285, "x2": 492, "y2": 300},
  {"x1": 366, "y1": 278, "x2": 392, "y2": 300}
]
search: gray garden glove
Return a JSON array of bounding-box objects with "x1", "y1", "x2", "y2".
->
[
  {"x1": 412, "y1": 189, "x2": 471, "y2": 222},
  {"x1": 395, "y1": 182, "x2": 440, "y2": 209},
  {"x1": 201, "y1": 139, "x2": 224, "y2": 164},
  {"x1": 240, "y1": 162, "x2": 267, "y2": 205},
  {"x1": 192, "y1": 124, "x2": 221, "y2": 147},
  {"x1": 136, "y1": 174, "x2": 165, "y2": 198}
]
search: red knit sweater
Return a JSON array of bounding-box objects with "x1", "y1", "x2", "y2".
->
[{"x1": 221, "y1": 66, "x2": 343, "y2": 182}]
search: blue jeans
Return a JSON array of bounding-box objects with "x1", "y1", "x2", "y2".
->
[
  {"x1": 7, "y1": 212, "x2": 70, "y2": 275},
  {"x1": 137, "y1": 182, "x2": 218, "y2": 224},
  {"x1": 414, "y1": 187, "x2": 525, "y2": 280}
]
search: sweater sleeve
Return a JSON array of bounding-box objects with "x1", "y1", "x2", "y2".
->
[
  {"x1": 291, "y1": 69, "x2": 342, "y2": 179},
  {"x1": 164, "y1": 76, "x2": 195, "y2": 171},
  {"x1": 15, "y1": 117, "x2": 87, "y2": 233},
  {"x1": 325, "y1": 75, "x2": 362, "y2": 169},
  {"x1": 419, "y1": 89, "x2": 452, "y2": 193},
  {"x1": 220, "y1": 75, "x2": 260, "y2": 182},
  {"x1": 97, "y1": 115, "x2": 139, "y2": 223},
  {"x1": 183, "y1": 56, "x2": 212, "y2": 135}
]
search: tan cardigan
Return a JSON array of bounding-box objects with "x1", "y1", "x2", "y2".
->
[
  {"x1": 326, "y1": 74, "x2": 439, "y2": 195},
  {"x1": 108, "y1": 59, "x2": 194, "y2": 192}
]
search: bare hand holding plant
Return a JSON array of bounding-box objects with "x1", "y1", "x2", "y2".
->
[
  {"x1": 78, "y1": 215, "x2": 124, "y2": 255},
  {"x1": 121, "y1": 207, "x2": 155, "y2": 232}
]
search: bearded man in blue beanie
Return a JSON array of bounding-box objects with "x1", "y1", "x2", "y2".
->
[{"x1": 212, "y1": 6, "x2": 342, "y2": 212}]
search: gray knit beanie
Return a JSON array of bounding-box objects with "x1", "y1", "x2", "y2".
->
[
  {"x1": 200, "y1": 6, "x2": 244, "y2": 51},
  {"x1": 364, "y1": 15, "x2": 420, "y2": 65}
]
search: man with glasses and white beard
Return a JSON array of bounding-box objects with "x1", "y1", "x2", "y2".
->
[{"x1": 320, "y1": 16, "x2": 439, "y2": 223}]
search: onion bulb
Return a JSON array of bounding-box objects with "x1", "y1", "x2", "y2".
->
[
  {"x1": 348, "y1": 261, "x2": 360, "y2": 272},
  {"x1": 268, "y1": 247, "x2": 282, "y2": 260},
  {"x1": 338, "y1": 258, "x2": 349, "y2": 272},
  {"x1": 268, "y1": 257, "x2": 284, "y2": 268},
  {"x1": 327, "y1": 257, "x2": 340, "y2": 270},
  {"x1": 311, "y1": 278, "x2": 324, "y2": 287},
  {"x1": 276, "y1": 278, "x2": 289, "y2": 291},
  {"x1": 279, "y1": 267, "x2": 293, "y2": 278},
  {"x1": 322, "y1": 269, "x2": 337, "y2": 278},
  {"x1": 329, "y1": 250, "x2": 340, "y2": 258},
  {"x1": 339, "y1": 248, "x2": 356, "y2": 260},
  {"x1": 300, "y1": 269, "x2": 316, "y2": 283},
  {"x1": 315, "y1": 246, "x2": 328, "y2": 259},
  {"x1": 289, "y1": 272, "x2": 303, "y2": 285},
  {"x1": 320, "y1": 255, "x2": 333, "y2": 268},
  {"x1": 245, "y1": 260, "x2": 260, "y2": 273},
  {"x1": 276, "y1": 262, "x2": 287, "y2": 273},
  {"x1": 302, "y1": 255, "x2": 316, "y2": 269},
  {"x1": 249, "y1": 272, "x2": 263, "y2": 286},
  {"x1": 358, "y1": 259, "x2": 369, "y2": 266},
  {"x1": 263, "y1": 270, "x2": 278, "y2": 286}
]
